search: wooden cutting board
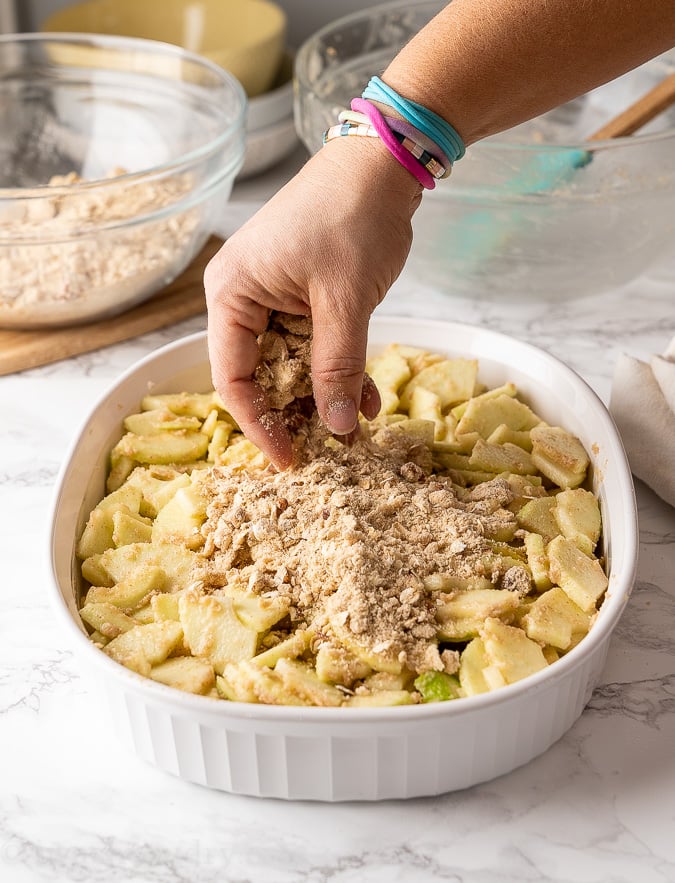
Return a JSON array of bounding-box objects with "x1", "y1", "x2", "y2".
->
[{"x1": 0, "y1": 236, "x2": 223, "y2": 377}]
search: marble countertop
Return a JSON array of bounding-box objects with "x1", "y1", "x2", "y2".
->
[{"x1": 1, "y1": 148, "x2": 674, "y2": 883}]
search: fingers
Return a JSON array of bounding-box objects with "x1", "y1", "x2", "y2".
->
[
  {"x1": 205, "y1": 261, "x2": 294, "y2": 471},
  {"x1": 360, "y1": 373, "x2": 382, "y2": 421},
  {"x1": 310, "y1": 292, "x2": 373, "y2": 436},
  {"x1": 222, "y1": 376, "x2": 294, "y2": 471},
  {"x1": 205, "y1": 267, "x2": 379, "y2": 464}
]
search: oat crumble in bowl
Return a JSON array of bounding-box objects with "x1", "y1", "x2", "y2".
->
[
  {"x1": 0, "y1": 33, "x2": 246, "y2": 328},
  {"x1": 74, "y1": 313, "x2": 611, "y2": 708},
  {"x1": 0, "y1": 169, "x2": 200, "y2": 327}
]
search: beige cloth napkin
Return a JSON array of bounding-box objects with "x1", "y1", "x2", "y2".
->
[{"x1": 610, "y1": 336, "x2": 675, "y2": 508}]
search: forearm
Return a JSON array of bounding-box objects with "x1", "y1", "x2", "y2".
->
[{"x1": 384, "y1": 0, "x2": 675, "y2": 145}]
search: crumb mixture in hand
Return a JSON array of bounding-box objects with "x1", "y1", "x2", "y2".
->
[
  {"x1": 254, "y1": 312, "x2": 314, "y2": 411},
  {"x1": 197, "y1": 312, "x2": 523, "y2": 675}
]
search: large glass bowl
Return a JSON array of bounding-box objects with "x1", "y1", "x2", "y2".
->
[
  {"x1": 0, "y1": 34, "x2": 246, "y2": 328},
  {"x1": 294, "y1": 0, "x2": 675, "y2": 301}
]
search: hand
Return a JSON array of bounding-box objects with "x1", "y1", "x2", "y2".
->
[{"x1": 204, "y1": 136, "x2": 423, "y2": 468}]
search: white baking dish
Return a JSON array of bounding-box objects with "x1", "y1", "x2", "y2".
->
[{"x1": 48, "y1": 318, "x2": 638, "y2": 801}]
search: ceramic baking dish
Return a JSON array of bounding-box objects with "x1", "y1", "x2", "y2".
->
[{"x1": 48, "y1": 318, "x2": 638, "y2": 800}]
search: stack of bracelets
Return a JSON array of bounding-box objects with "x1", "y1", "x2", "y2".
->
[{"x1": 322, "y1": 76, "x2": 465, "y2": 190}]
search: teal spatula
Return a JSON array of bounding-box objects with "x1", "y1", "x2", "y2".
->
[{"x1": 451, "y1": 70, "x2": 675, "y2": 266}]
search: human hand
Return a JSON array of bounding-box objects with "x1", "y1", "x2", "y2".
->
[{"x1": 204, "y1": 136, "x2": 423, "y2": 468}]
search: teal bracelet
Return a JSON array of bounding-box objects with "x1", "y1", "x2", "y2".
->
[{"x1": 362, "y1": 76, "x2": 465, "y2": 163}]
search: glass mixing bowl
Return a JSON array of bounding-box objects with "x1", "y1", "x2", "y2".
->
[
  {"x1": 294, "y1": 0, "x2": 675, "y2": 301},
  {"x1": 0, "y1": 34, "x2": 246, "y2": 328}
]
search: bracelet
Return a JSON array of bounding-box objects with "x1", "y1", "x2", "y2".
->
[
  {"x1": 323, "y1": 121, "x2": 379, "y2": 144},
  {"x1": 394, "y1": 132, "x2": 447, "y2": 180},
  {"x1": 339, "y1": 109, "x2": 452, "y2": 176},
  {"x1": 350, "y1": 98, "x2": 436, "y2": 189},
  {"x1": 385, "y1": 118, "x2": 453, "y2": 178},
  {"x1": 362, "y1": 76, "x2": 465, "y2": 163},
  {"x1": 332, "y1": 111, "x2": 448, "y2": 180}
]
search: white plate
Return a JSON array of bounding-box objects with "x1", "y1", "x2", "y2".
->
[{"x1": 48, "y1": 318, "x2": 638, "y2": 801}]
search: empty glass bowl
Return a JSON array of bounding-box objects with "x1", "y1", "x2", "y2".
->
[
  {"x1": 0, "y1": 34, "x2": 246, "y2": 328},
  {"x1": 294, "y1": 0, "x2": 675, "y2": 300}
]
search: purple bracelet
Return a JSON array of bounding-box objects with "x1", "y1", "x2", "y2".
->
[
  {"x1": 383, "y1": 116, "x2": 453, "y2": 177},
  {"x1": 350, "y1": 98, "x2": 435, "y2": 190}
]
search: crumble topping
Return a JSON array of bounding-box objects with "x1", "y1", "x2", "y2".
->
[{"x1": 197, "y1": 313, "x2": 519, "y2": 675}]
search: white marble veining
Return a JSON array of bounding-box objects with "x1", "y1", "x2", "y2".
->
[{"x1": 1, "y1": 147, "x2": 675, "y2": 883}]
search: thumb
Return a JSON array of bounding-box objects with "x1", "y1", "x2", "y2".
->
[{"x1": 310, "y1": 291, "x2": 372, "y2": 436}]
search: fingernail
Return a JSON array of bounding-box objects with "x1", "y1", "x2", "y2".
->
[
  {"x1": 360, "y1": 375, "x2": 381, "y2": 421},
  {"x1": 325, "y1": 398, "x2": 358, "y2": 435}
]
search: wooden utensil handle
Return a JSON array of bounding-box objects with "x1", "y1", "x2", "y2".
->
[{"x1": 589, "y1": 70, "x2": 675, "y2": 141}]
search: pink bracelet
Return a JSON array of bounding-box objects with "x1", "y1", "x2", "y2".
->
[{"x1": 350, "y1": 98, "x2": 435, "y2": 190}]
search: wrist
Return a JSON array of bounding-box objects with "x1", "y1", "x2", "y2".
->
[{"x1": 318, "y1": 131, "x2": 424, "y2": 209}]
